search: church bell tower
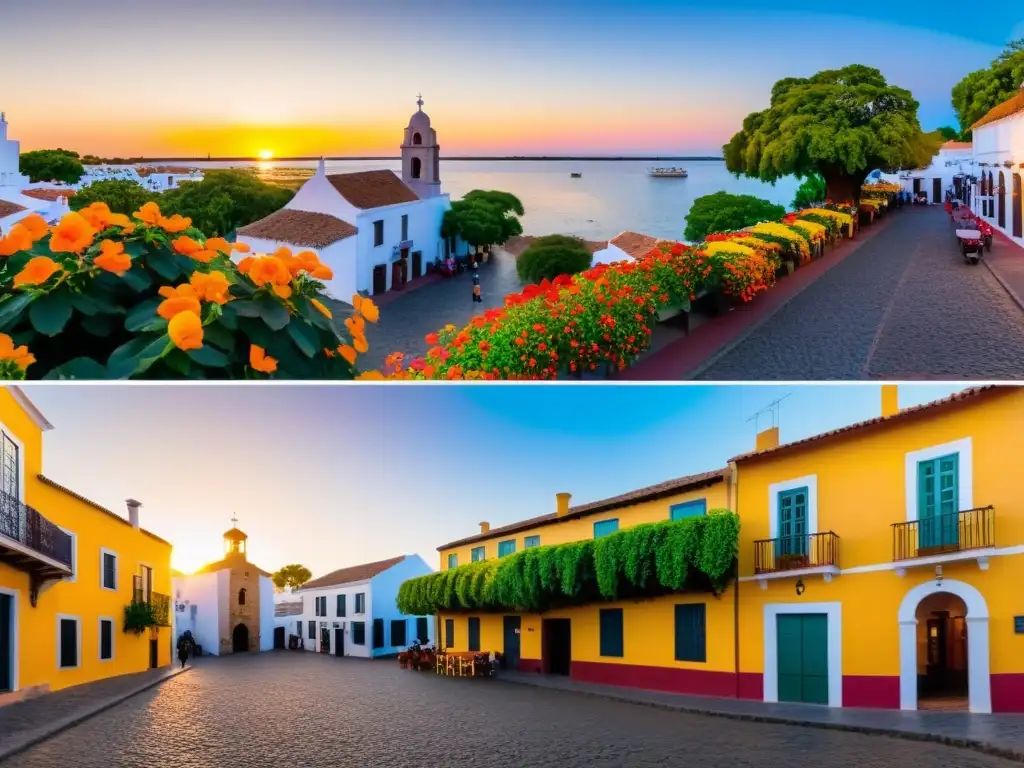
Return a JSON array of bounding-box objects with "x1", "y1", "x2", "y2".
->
[{"x1": 401, "y1": 95, "x2": 441, "y2": 199}]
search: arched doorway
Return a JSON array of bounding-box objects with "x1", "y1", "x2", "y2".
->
[
  {"x1": 898, "y1": 579, "x2": 990, "y2": 713},
  {"x1": 411, "y1": 157, "x2": 422, "y2": 179},
  {"x1": 232, "y1": 623, "x2": 249, "y2": 653},
  {"x1": 1013, "y1": 173, "x2": 1022, "y2": 239},
  {"x1": 998, "y1": 172, "x2": 1006, "y2": 228}
]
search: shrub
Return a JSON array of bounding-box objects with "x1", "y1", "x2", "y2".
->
[
  {"x1": 395, "y1": 511, "x2": 739, "y2": 615},
  {"x1": 0, "y1": 202, "x2": 378, "y2": 380},
  {"x1": 159, "y1": 170, "x2": 295, "y2": 236},
  {"x1": 20, "y1": 149, "x2": 85, "y2": 184},
  {"x1": 683, "y1": 192, "x2": 786, "y2": 242},
  {"x1": 792, "y1": 174, "x2": 826, "y2": 209},
  {"x1": 516, "y1": 234, "x2": 593, "y2": 284},
  {"x1": 71, "y1": 180, "x2": 160, "y2": 216}
]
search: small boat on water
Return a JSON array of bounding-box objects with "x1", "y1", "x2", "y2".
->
[
  {"x1": 570, "y1": 172, "x2": 582, "y2": 178},
  {"x1": 649, "y1": 167, "x2": 688, "y2": 178}
]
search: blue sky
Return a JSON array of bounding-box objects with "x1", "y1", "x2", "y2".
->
[
  {"x1": 19, "y1": 383, "x2": 968, "y2": 577},
  {"x1": 1, "y1": 1, "x2": 1018, "y2": 155}
]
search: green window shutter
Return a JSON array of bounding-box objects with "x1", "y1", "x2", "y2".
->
[
  {"x1": 100, "y1": 620, "x2": 113, "y2": 660},
  {"x1": 471, "y1": 546, "x2": 485, "y2": 562},
  {"x1": 524, "y1": 536, "x2": 540, "y2": 548},
  {"x1": 352, "y1": 621, "x2": 366, "y2": 645},
  {"x1": 391, "y1": 619, "x2": 407, "y2": 647},
  {"x1": 447, "y1": 553, "x2": 458, "y2": 569},
  {"x1": 444, "y1": 618, "x2": 455, "y2": 648},
  {"x1": 416, "y1": 616, "x2": 429, "y2": 643},
  {"x1": 468, "y1": 617, "x2": 481, "y2": 651},
  {"x1": 674, "y1": 603, "x2": 706, "y2": 663},
  {"x1": 336, "y1": 594, "x2": 346, "y2": 617},
  {"x1": 669, "y1": 499, "x2": 707, "y2": 521},
  {"x1": 372, "y1": 619, "x2": 385, "y2": 649},
  {"x1": 599, "y1": 608, "x2": 624, "y2": 657},
  {"x1": 593, "y1": 519, "x2": 619, "y2": 539},
  {"x1": 355, "y1": 593, "x2": 365, "y2": 613},
  {"x1": 777, "y1": 487, "x2": 808, "y2": 556},
  {"x1": 498, "y1": 540, "x2": 516, "y2": 557},
  {"x1": 918, "y1": 454, "x2": 960, "y2": 548},
  {"x1": 308, "y1": 620, "x2": 315, "y2": 639}
]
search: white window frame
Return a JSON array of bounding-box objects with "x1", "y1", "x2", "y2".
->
[
  {"x1": 98, "y1": 616, "x2": 115, "y2": 661},
  {"x1": 904, "y1": 437, "x2": 972, "y2": 522},
  {"x1": 0, "y1": 586, "x2": 19, "y2": 692},
  {"x1": 768, "y1": 475, "x2": 818, "y2": 539},
  {"x1": 56, "y1": 614, "x2": 82, "y2": 670},
  {"x1": 355, "y1": 592, "x2": 365, "y2": 615},
  {"x1": 60, "y1": 528, "x2": 77, "y2": 583},
  {"x1": 99, "y1": 548, "x2": 118, "y2": 592},
  {"x1": 0, "y1": 419, "x2": 26, "y2": 504}
]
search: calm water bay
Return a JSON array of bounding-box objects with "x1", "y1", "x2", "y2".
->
[{"x1": 191, "y1": 159, "x2": 801, "y2": 243}]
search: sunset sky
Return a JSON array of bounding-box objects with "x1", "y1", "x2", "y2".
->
[
  {"x1": 1, "y1": 0, "x2": 1020, "y2": 157},
  {"x1": 20, "y1": 383, "x2": 966, "y2": 578}
]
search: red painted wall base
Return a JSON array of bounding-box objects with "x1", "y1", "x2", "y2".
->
[
  {"x1": 842, "y1": 676, "x2": 899, "y2": 709},
  {"x1": 571, "y1": 660, "x2": 739, "y2": 698},
  {"x1": 992, "y1": 674, "x2": 1024, "y2": 713},
  {"x1": 517, "y1": 657, "x2": 543, "y2": 674}
]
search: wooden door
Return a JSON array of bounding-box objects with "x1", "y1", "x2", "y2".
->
[
  {"x1": 0, "y1": 594, "x2": 10, "y2": 692},
  {"x1": 372, "y1": 265, "x2": 387, "y2": 295},
  {"x1": 334, "y1": 627, "x2": 344, "y2": 657},
  {"x1": 1014, "y1": 174, "x2": 1023, "y2": 238},
  {"x1": 999, "y1": 174, "x2": 1006, "y2": 228},
  {"x1": 273, "y1": 626, "x2": 285, "y2": 649},
  {"x1": 777, "y1": 487, "x2": 808, "y2": 563},
  {"x1": 502, "y1": 616, "x2": 521, "y2": 670},
  {"x1": 777, "y1": 614, "x2": 828, "y2": 704},
  {"x1": 149, "y1": 638, "x2": 158, "y2": 669},
  {"x1": 932, "y1": 178, "x2": 942, "y2": 204},
  {"x1": 468, "y1": 617, "x2": 481, "y2": 652},
  {"x1": 918, "y1": 454, "x2": 959, "y2": 552},
  {"x1": 412, "y1": 251, "x2": 422, "y2": 278}
]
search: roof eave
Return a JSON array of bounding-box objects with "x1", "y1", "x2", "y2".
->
[{"x1": 9, "y1": 386, "x2": 53, "y2": 431}]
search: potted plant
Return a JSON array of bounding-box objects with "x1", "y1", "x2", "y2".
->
[{"x1": 776, "y1": 553, "x2": 809, "y2": 570}]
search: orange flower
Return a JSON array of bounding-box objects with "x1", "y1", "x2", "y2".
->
[
  {"x1": 13, "y1": 256, "x2": 62, "y2": 288},
  {"x1": 157, "y1": 284, "x2": 202, "y2": 319},
  {"x1": 190, "y1": 270, "x2": 232, "y2": 304},
  {"x1": 93, "y1": 239, "x2": 132, "y2": 275},
  {"x1": 134, "y1": 201, "x2": 162, "y2": 226},
  {"x1": 0, "y1": 333, "x2": 35, "y2": 370},
  {"x1": 352, "y1": 334, "x2": 369, "y2": 354},
  {"x1": 0, "y1": 225, "x2": 33, "y2": 257},
  {"x1": 17, "y1": 214, "x2": 49, "y2": 242},
  {"x1": 237, "y1": 256, "x2": 254, "y2": 274},
  {"x1": 352, "y1": 294, "x2": 380, "y2": 323},
  {"x1": 171, "y1": 236, "x2": 202, "y2": 256},
  {"x1": 188, "y1": 249, "x2": 217, "y2": 263},
  {"x1": 78, "y1": 202, "x2": 112, "y2": 231},
  {"x1": 337, "y1": 344, "x2": 357, "y2": 364},
  {"x1": 272, "y1": 284, "x2": 292, "y2": 299},
  {"x1": 107, "y1": 213, "x2": 134, "y2": 233},
  {"x1": 157, "y1": 214, "x2": 192, "y2": 233},
  {"x1": 168, "y1": 311, "x2": 203, "y2": 351},
  {"x1": 232, "y1": 241, "x2": 251, "y2": 253},
  {"x1": 310, "y1": 298, "x2": 332, "y2": 319},
  {"x1": 344, "y1": 315, "x2": 365, "y2": 337},
  {"x1": 204, "y1": 237, "x2": 231, "y2": 254},
  {"x1": 249, "y1": 345, "x2": 278, "y2": 373},
  {"x1": 425, "y1": 332, "x2": 439, "y2": 345},
  {"x1": 248, "y1": 256, "x2": 292, "y2": 287},
  {"x1": 49, "y1": 212, "x2": 97, "y2": 254},
  {"x1": 356, "y1": 370, "x2": 384, "y2": 380}
]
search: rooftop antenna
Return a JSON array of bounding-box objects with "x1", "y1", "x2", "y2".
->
[{"x1": 745, "y1": 392, "x2": 792, "y2": 435}]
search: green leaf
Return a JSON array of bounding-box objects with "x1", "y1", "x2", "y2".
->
[
  {"x1": 256, "y1": 295, "x2": 289, "y2": 331},
  {"x1": 121, "y1": 267, "x2": 153, "y2": 293},
  {"x1": 107, "y1": 334, "x2": 171, "y2": 379},
  {"x1": 146, "y1": 247, "x2": 180, "y2": 281},
  {"x1": 187, "y1": 344, "x2": 230, "y2": 368},
  {"x1": 163, "y1": 350, "x2": 192, "y2": 376},
  {"x1": 123, "y1": 241, "x2": 147, "y2": 258},
  {"x1": 28, "y1": 290, "x2": 74, "y2": 336},
  {"x1": 287, "y1": 319, "x2": 318, "y2": 358},
  {"x1": 81, "y1": 313, "x2": 117, "y2": 337},
  {"x1": 201, "y1": 321, "x2": 235, "y2": 352},
  {"x1": 294, "y1": 296, "x2": 333, "y2": 332},
  {"x1": 228, "y1": 299, "x2": 261, "y2": 318},
  {"x1": 42, "y1": 357, "x2": 109, "y2": 380},
  {"x1": 125, "y1": 298, "x2": 166, "y2": 332},
  {"x1": 0, "y1": 293, "x2": 35, "y2": 332}
]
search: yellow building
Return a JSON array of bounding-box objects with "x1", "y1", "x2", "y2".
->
[
  {"x1": 0, "y1": 386, "x2": 172, "y2": 704},
  {"x1": 429, "y1": 385, "x2": 1024, "y2": 714}
]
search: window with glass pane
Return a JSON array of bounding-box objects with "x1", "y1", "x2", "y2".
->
[
  {"x1": 336, "y1": 594, "x2": 346, "y2": 617},
  {"x1": 918, "y1": 453, "x2": 960, "y2": 549},
  {"x1": 670, "y1": 498, "x2": 707, "y2": 521},
  {"x1": 59, "y1": 618, "x2": 78, "y2": 668},
  {"x1": 100, "y1": 619, "x2": 113, "y2": 660},
  {"x1": 447, "y1": 553, "x2": 458, "y2": 569},
  {"x1": 471, "y1": 547, "x2": 485, "y2": 562},
  {"x1": 498, "y1": 540, "x2": 516, "y2": 557},
  {"x1": 524, "y1": 536, "x2": 540, "y2": 548},
  {"x1": 355, "y1": 593, "x2": 365, "y2": 613},
  {"x1": 352, "y1": 621, "x2": 366, "y2": 645},
  {"x1": 593, "y1": 519, "x2": 619, "y2": 539},
  {"x1": 102, "y1": 553, "x2": 117, "y2": 590},
  {"x1": 777, "y1": 488, "x2": 808, "y2": 557}
]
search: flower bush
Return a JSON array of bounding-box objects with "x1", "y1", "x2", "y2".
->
[
  {"x1": 395, "y1": 511, "x2": 740, "y2": 615},
  {"x1": 0, "y1": 203, "x2": 378, "y2": 379}
]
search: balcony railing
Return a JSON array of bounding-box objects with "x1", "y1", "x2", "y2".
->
[
  {"x1": 753, "y1": 531, "x2": 840, "y2": 575},
  {"x1": 132, "y1": 575, "x2": 171, "y2": 627},
  {"x1": 892, "y1": 506, "x2": 995, "y2": 561},
  {"x1": 0, "y1": 489, "x2": 73, "y2": 568}
]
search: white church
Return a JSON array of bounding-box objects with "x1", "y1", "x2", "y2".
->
[{"x1": 236, "y1": 97, "x2": 463, "y2": 300}]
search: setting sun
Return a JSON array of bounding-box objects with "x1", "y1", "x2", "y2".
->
[{"x1": 258, "y1": 149, "x2": 274, "y2": 160}]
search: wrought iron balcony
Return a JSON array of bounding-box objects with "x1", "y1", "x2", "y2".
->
[
  {"x1": 132, "y1": 575, "x2": 171, "y2": 627},
  {"x1": 892, "y1": 506, "x2": 994, "y2": 562},
  {"x1": 0, "y1": 490, "x2": 73, "y2": 604},
  {"x1": 753, "y1": 531, "x2": 840, "y2": 575}
]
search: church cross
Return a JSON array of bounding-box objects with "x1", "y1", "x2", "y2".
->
[
  {"x1": 416, "y1": 93, "x2": 424, "y2": 110},
  {"x1": 230, "y1": 515, "x2": 238, "y2": 527}
]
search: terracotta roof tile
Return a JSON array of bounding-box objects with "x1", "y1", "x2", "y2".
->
[
  {"x1": 972, "y1": 90, "x2": 1024, "y2": 130},
  {"x1": 275, "y1": 601, "x2": 304, "y2": 617},
  {"x1": 731, "y1": 386, "x2": 1004, "y2": 463},
  {"x1": 0, "y1": 200, "x2": 27, "y2": 219},
  {"x1": 941, "y1": 140, "x2": 973, "y2": 150},
  {"x1": 437, "y1": 469, "x2": 729, "y2": 550},
  {"x1": 298, "y1": 555, "x2": 407, "y2": 591},
  {"x1": 237, "y1": 208, "x2": 357, "y2": 248},
  {"x1": 20, "y1": 188, "x2": 76, "y2": 201},
  {"x1": 327, "y1": 170, "x2": 419, "y2": 209},
  {"x1": 610, "y1": 231, "x2": 663, "y2": 259}
]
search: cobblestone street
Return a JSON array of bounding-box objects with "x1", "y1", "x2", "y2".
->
[
  {"x1": 7, "y1": 653, "x2": 1023, "y2": 768},
  {"x1": 698, "y1": 207, "x2": 1024, "y2": 380}
]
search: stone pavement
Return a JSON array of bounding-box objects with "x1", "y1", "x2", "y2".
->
[
  {"x1": 0, "y1": 665, "x2": 187, "y2": 763},
  {"x1": 502, "y1": 671, "x2": 1024, "y2": 762},
  {"x1": 7, "y1": 652, "x2": 1019, "y2": 768},
  {"x1": 983, "y1": 227, "x2": 1024, "y2": 312}
]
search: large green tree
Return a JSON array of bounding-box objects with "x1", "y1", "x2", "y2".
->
[
  {"x1": 70, "y1": 179, "x2": 159, "y2": 215},
  {"x1": 952, "y1": 39, "x2": 1024, "y2": 139},
  {"x1": 684, "y1": 192, "x2": 785, "y2": 242},
  {"x1": 441, "y1": 189, "x2": 525, "y2": 253},
  {"x1": 791, "y1": 175, "x2": 827, "y2": 210},
  {"x1": 272, "y1": 564, "x2": 312, "y2": 591},
  {"x1": 516, "y1": 234, "x2": 593, "y2": 283},
  {"x1": 724, "y1": 65, "x2": 940, "y2": 203},
  {"x1": 159, "y1": 170, "x2": 294, "y2": 236},
  {"x1": 19, "y1": 149, "x2": 85, "y2": 184}
]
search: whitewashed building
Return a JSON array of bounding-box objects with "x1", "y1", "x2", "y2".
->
[
  {"x1": 75, "y1": 165, "x2": 203, "y2": 193},
  {"x1": 292, "y1": 555, "x2": 433, "y2": 657},
  {"x1": 171, "y1": 522, "x2": 275, "y2": 656},
  {"x1": 972, "y1": 84, "x2": 1024, "y2": 247},
  {"x1": 897, "y1": 140, "x2": 977, "y2": 205},
  {"x1": 0, "y1": 112, "x2": 72, "y2": 234},
  {"x1": 591, "y1": 230, "x2": 663, "y2": 265},
  {"x1": 236, "y1": 98, "x2": 461, "y2": 302}
]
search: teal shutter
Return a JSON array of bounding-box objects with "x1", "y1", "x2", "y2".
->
[
  {"x1": 918, "y1": 454, "x2": 960, "y2": 549},
  {"x1": 777, "y1": 487, "x2": 808, "y2": 557},
  {"x1": 444, "y1": 618, "x2": 455, "y2": 648},
  {"x1": 594, "y1": 519, "x2": 619, "y2": 539},
  {"x1": 336, "y1": 594, "x2": 346, "y2": 617},
  {"x1": 468, "y1": 617, "x2": 481, "y2": 651},
  {"x1": 777, "y1": 614, "x2": 829, "y2": 704},
  {"x1": 524, "y1": 536, "x2": 541, "y2": 548},
  {"x1": 599, "y1": 608, "x2": 624, "y2": 657},
  {"x1": 372, "y1": 619, "x2": 384, "y2": 649},
  {"x1": 471, "y1": 547, "x2": 485, "y2": 562},
  {"x1": 352, "y1": 621, "x2": 365, "y2": 645},
  {"x1": 391, "y1": 619, "x2": 407, "y2": 646},
  {"x1": 670, "y1": 499, "x2": 707, "y2": 520},
  {"x1": 674, "y1": 604, "x2": 706, "y2": 662},
  {"x1": 447, "y1": 553, "x2": 458, "y2": 569},
  {"x1": 498, "y1": 540, "x2": 516, "y2": 557}
]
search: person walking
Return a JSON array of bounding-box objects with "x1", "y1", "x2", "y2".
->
[
  {"x1": 176, "y1": 634, "x2": 190, "y2": 669},
  {"x1": 472, "y1": 271, "x2": 483, "y2": 304}
]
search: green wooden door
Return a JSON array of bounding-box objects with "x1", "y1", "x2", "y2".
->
[
  {"x1": 777, "y1": 487, "x2": 808, "y2": 558},
  {"x1": 776, "y1": 614, "x2": 828, "y2": 705},
  {"x1": 918, "y1": 454, "x2": 959, "y2": 550}
]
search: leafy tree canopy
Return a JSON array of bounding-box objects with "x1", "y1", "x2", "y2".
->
[
  {"x1": 791, "y1": 174, "x2": 827, "y2": 210},
  {"x1": 159, "y1": 170, "x2": 294, "y2": 237},
  {"x1": 936, "y1": 125, "x2": 960, "y2": 141},
  {"x1": 724, "y1": 64, "x2": 940, "y2": 202},
  {"x1": 19, "y1": 149, "x2": 85, "y2": 184},
  {"x1": 70, "y1": 179, "x2": 160, "y2": 215},
  {"x1": 441, "y1": 189, "x2": 525, "y2": 252},
  {"x1": 516, "y1": 234, "x2": 593, "y2": 283},
  {"x1": 272, "y1": 564, "x2": 312, "y2": 591},
  {"x1": 952, "y1": 39, "x2": 1024, "y2": 139},
  {"x1": 684, "y1": 192, "x2": 786, "y2": 242}
]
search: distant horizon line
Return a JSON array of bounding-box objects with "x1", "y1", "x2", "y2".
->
[{"x1": 80, "y1": 155, "x2": 727, "y2": 163}]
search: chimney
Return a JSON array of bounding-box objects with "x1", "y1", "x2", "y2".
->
[
  {"x1": 755, "y1": 426, "x2": 780, "y2": 452},
  {"x1": 125, "y1": 498, "x2": 141, "y2": 530},
  {"x1": 478, "y1": 521, "x2": 490, "y2": 534},
  {"x1": 881, "y1": 385, "x2": 899, "y2": 418},
  {"x1": 556, "y1": 492, "x2": 572, "y2": 518}
]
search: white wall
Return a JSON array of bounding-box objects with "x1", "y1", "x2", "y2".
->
[
  {"x1": 294, "y1": 582, "x2": 374, "y2": 658},
  {"x1": 259, "y1": 575, "x2": 275, "y2": 651},
  {"x1": 973, "y1": 114, "x2": 1024, "y2": 248},
  {"x1": 591, "y1": 242, "x2": 633, "y2": 267},
  {"x1": 172, "y1": 571, "x2": 223, "y2": 656},
  {"x1": 369, "y1": 554, "x2": 434, "y2": 656},
  {"x1": 354, "y1": 194, "x2": 450, "y2": 294},
  {"x1": 901, "y1": 148, "x2": 975, "y2": 204},
  {"x1": 233, "y1": 234, "x2": 359, "y2": 303}
]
